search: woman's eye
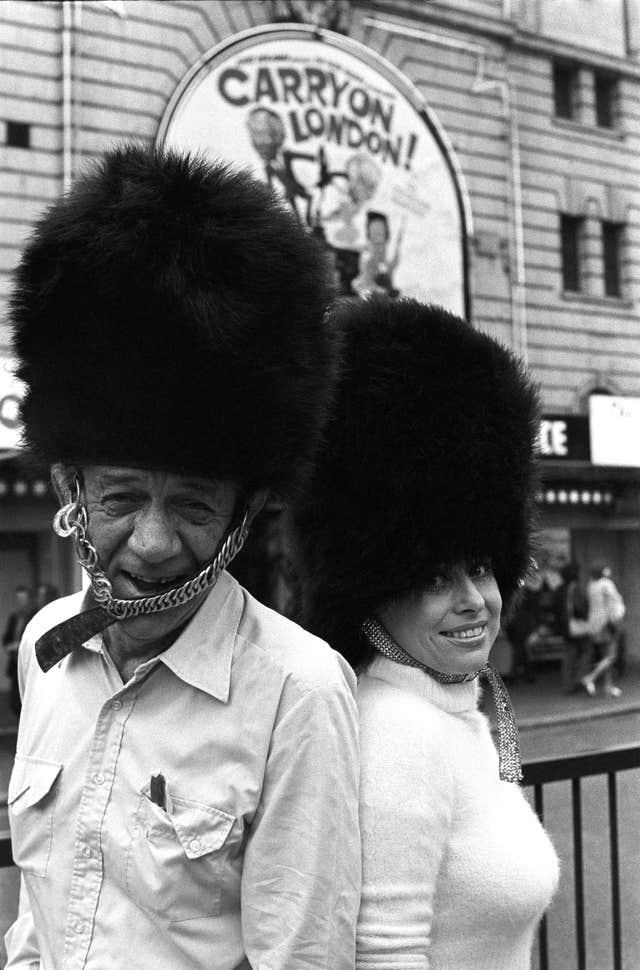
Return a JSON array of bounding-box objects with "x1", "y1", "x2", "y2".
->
[
  {"x1": 471, "y1": 562, "x2": 493, "y2": 580},
  {"x1": 424, "y1": 574, "x2": 451, "y2": 593}
]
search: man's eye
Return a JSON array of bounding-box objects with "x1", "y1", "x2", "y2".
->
[
  {"x1": 176, "y1": 502, "x2": 216, "y2": 521},
  {"x1": 102, "y1": 493, "x2": 138, "y2": 513}
]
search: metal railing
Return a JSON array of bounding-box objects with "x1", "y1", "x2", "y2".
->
[
  {"x1": 523, "y1": 744, "x2": 640, "y2": 970},
  {"x1": 0, "y1": 744, "x2": 638, "y2": 967}
]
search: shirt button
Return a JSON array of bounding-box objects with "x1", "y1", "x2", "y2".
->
[
  {"x1": 74, "y1": 921, "x2": 86, "y2": 934},
  {"x1": 83, "y1": 845, "x2": 92, "y2": 857},
  {"x1": 93, "y1": 773, "x2": 105, "y2": 786},
  {"x1": 189, "y1": 838, "x2": 201, "y2": 853},
  {"x1": 112, "y1": 699, "x2": 123, "y2": 711}
]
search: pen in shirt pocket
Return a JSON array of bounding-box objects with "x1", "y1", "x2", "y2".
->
[{"x1": 149, "y1": 772, "x2": 167, "y2": 811}]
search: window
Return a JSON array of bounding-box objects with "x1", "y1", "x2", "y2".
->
[
  {"x1": 594, "y1": 73, "x2": 617, "y2": 128},
  {"x1": 560, "y1": 215, "x2": 582, "y2": 292},
  {"x1": 6, "y1": 121, "x2": 31, "y2": 148},
  {"x1": 553, "y1": 62, "x2": 577, "y2": 119},
  {"x1": 602, "y1": 221, "x2": 622, "y2": 297}
]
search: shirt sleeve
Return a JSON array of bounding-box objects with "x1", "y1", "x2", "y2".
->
[
  {"x1": 5, "y1": 631, "x2": 41, "y2": 969},
  {"x1": 241, "y1": 679, "x2": 360, "y2": 970},
  {"x1": 4, "y1": 875, "x2": 41, "y2": 969},
  {"x1": 356, "y1": 704, "x2": 454, "y2": 970}
]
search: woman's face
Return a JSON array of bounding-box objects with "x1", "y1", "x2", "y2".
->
[{"x1": 377, "y1": 564, "x2": 502, "y2": 675}]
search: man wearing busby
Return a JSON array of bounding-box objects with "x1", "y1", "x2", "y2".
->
[{"x1": 5, "y1": 146, "x2": 360, "y2": 970}]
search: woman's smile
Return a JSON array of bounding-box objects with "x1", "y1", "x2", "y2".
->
[{"x1": 439, "y1": 622, "x2": 488, "y2": 644}]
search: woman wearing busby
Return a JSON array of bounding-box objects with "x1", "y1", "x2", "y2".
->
[
  {"x1": 5, "y1": 146, "x2": 360, "y2": 970},
  {"x1": 294, "y1": 295, "x2": 559, "y2": 969}
]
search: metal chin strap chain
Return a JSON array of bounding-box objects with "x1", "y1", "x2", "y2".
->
[
  {"x1": 53, "y1": 476, "x2": 251, "y2": 620},
  {"x1": 361, "y1": 616, "x2": 523, "y2": 783}
]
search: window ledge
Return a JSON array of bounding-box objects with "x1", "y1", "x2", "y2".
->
[
  {"x1": 552, "y1": 117, "x2": 625, "y2": 140},
  {"x1": 561, "y1": 290, "x2": 634, "y2": 309}
]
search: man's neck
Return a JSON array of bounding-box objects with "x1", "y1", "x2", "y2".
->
[{"x1": 103, "y1": 624, "x2": 185, "y2": 684}]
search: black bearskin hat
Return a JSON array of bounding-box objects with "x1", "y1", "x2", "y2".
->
[
  {"x1": 293, "y1": 295, "x2": 540, "y2": 667},
  {"x1": 11, "y1": 144, "x2": 338, "y2": 497}
]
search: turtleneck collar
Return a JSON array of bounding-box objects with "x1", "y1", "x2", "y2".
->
[{"x1": 363, "y1": 653, "x2": 480, "y2": 715}]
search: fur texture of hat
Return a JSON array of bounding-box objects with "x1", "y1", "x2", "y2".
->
[
  {"x1": 293, "y1": 295, "x2": 540, "y2": 667},
  {"x1": 11, "y1": 144, "x2": 338, "y2": 497}
]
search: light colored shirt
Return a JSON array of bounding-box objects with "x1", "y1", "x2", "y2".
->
[
  {"x1": 5, "y1": 571, "x2": 360, "y2": 970},
  {"x1": 356, "y1": 656, "x2": 559, "y2": 970},
  {"x1": 587, "y1": 575, "x2": 625, "y2": 640}
]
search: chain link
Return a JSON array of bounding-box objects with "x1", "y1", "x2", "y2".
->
[{"x1": 53, "y1": 475, "x2": 250, "y2": 620}]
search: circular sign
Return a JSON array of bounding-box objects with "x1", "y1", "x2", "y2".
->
[{"x1": 158, "y1": 24, "x2": 470, "y2": 314}]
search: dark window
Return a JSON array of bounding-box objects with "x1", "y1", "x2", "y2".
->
[
  {"x1": 602, "y1": 221, "x2": 622, "y2": 297},
  {"x1": 6, "y1": 121, "x2": 31, "y2": 148},
  {"x1": 553, "y1": 62, "x2": 576, "y2": 119},
  {"x1": 561, "y1": 215, "x2": 582, "y2": 291},
  {"x1": 594, "y1": 73, "x2": 617, "y2": 128}
]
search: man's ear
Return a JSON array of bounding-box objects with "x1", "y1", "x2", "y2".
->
[
  {"x1": 245, "y1": 489, "x2": 269, "y2": 527},
  {"x1": 50, "y1": 463, "x2": 79, "y2": 506}
]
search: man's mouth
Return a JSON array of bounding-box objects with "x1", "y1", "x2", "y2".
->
[{"x1": 120, "y1": 570, "x2": 187, "y2": 596}]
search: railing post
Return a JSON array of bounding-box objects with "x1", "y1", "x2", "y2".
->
[
  {"x1": 534, "y1": 783, "x2": 549, "y2": 970},
  {"x1": 608, "y1": 772, "x2": 622, "y2": 970},
  {"x1": 571, "y1": 777, "x2": 586, "y2": 970}
]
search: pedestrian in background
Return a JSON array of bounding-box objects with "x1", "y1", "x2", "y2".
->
[
  {"x1": 504, "y1": 570, "x2": 541, "y2": 684},
  {"x1": 2, "y1": 586, "x2": 35, "y2": 718},
  {"x1": 294, "y1": 295, "x2": 559, "y2": 970},
  {"x1": 554, "y1": 561, "x2": 591, "y2": 693},
  {"x1": 34, "y1": 583, "x2": 59, "y2": 611},
  {"x1": 581, "y1": 563, "x2": 625, "y2": 697}
]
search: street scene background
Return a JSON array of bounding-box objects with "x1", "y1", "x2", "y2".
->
[{"x1": 3, "y1": 0, "x2": 640, "y2": 967}]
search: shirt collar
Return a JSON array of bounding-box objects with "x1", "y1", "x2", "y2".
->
[
  {"x1": 157, "y1": 571, "x2": 241, "y2": 702},
  {"x1": 81, "y1": 571, "x2": 242, "y2": 703}
]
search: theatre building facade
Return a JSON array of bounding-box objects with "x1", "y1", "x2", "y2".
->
[{"x1": 2, "y1": 0, "x2": 640, "y2": 655}]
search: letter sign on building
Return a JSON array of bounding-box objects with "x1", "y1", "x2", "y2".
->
[
  {"x1": 158, "y1": 24, "x2": 470, "y2": 316},
  {"x1": 538, "y1": 419, "x2": 568, "y2": 457}
]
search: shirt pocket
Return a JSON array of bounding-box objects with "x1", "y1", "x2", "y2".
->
[
  {"x1": 7, "y1": 755, "x2": 62, "y2": 877},
  {"x1": 126, "y1": 785, "x2": 236, "y2": 923}
]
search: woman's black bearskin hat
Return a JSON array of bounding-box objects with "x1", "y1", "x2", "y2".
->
[
  {"x1": 293, "y1": 295, "x2": 540, "y2": 667},
  {"x1": 11, "y1": 144, "x2": 338, "y2": 497}
]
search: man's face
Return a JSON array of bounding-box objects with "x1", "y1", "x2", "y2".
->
[
  {"x1": 82, "y1": 466, "x2": 239, "y2": 645},
  {"x1": 247, "y1": 109, "x2": 285, "y2": 163}
]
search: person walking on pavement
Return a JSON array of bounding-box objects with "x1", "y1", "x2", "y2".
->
[
  {"x1": 554, "y1": 561, "x2": 592, "y2": 693},
  {"x1": 5, "y1": 145, "x2": 360, "y2": 970},
  {"x1": 581, "y1": 563, "x2": 625, "y2": 697}
]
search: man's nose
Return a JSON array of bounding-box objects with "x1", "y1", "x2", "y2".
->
[{"x1": 128, "y1": 507, "x2": 181, "y2": 562}]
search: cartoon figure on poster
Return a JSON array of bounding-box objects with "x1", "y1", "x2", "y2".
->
[
  {"x1": 352, "y1": 210, "x2": 405, "y2": 298},
  {"x1": 246, "y1": 107, "x2": 318, "y2": 224},
  {"x1": 319, "y1": 152, "x2": 381, "y2": 245}
]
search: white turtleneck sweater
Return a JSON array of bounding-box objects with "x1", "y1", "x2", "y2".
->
[{"x1": 356, "y1": 655, "x2": 559, "y2": 970}]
